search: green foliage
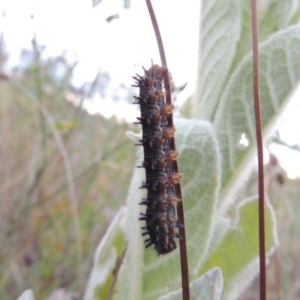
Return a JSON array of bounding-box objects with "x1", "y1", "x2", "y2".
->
[
  {"x1": 17, "y1": 290, "x2": 34, "y2": 300},
  {"x1": 0, "y1": 51, "x2": 135, "y2": 299},
  {"x1": 158, "y1": 268, "x2": 223, "y2": 300},
  {"x1": 201, "y1": 198, "x2": 277, "y2": 299},
  {"x1": 213, "y1": 25, "x2": 300, "y2": 210},
  {"x1": 85, "y1": 208, "x2": 127, "y2": 300},
  {"x1": 10, "y1": 0, "x2": 300, "y2": 299},
  {"x1": 84, "y1": 0, "x2": 300, "y2": 299},
  {"x1": 115, "y1": 120, "x2": 220, "y2": 300}
]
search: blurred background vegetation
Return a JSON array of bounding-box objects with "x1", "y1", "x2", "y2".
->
[{"x1": 0, "y1": 30, "x2": 137, "y2": 298}]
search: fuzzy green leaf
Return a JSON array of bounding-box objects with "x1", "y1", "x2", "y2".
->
[
  {"x1": 255, "y1": 0, "x2": 300, "y2": 41},
  {"x1": 17, "y1": 290, "x2": 34, "y2": 300},
  {"x1": 194, "y1": 0, "x2": 241, "y2": 120},
  {"x1": 231, "y1": 0, "x2": 300, "y2": 71},
  {"x1": 200, "y1": 197, "x2": 278, "y2": 300},
  {"x1": 158, "y1": 268, "x2": 223, "y2": 300},
  {"x1": 84, "y1": 208, "x2": 127, "y2": 300},
  {"x1": 114, "y1": 118, "x2": 221, "y2": 300},
  {"x1": 213, "y1": 25, "x2": 300, "y2": 211}
]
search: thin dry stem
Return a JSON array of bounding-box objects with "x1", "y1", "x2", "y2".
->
[
  {"x1": 106, "y1": 246, "x2": 127, "y2": 300},
  {"x1": 250, "y1": 0, "x2": 266, "y2": 299},
  {"x1": 144, "y1": 1, "x2": 190, "y2": 299}
]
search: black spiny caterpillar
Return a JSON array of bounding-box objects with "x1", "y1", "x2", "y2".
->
[{"x1": 133, "y1": 63, "x2": 181, "y2": 255}]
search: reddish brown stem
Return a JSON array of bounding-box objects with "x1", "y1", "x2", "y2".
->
[
  {"x1": 144, "y1": 1, "x2": 190, "y2": 299},
  {"x1": 106, "y1": 246, "x2": 127, "y2": 300},
  {"x1": 250, "y1": 0, "x2": 266, "y2": 299}
]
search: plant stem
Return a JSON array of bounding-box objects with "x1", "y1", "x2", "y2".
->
[
  {"x1": 144, "y1": 1, "x2": 190, "y2": 299},
  {"x1": 250, "y1": 0, "x2": 266, "y2": 299},
  {"x1": 106, "y1": 246, "x2": 127, "y2": 300}
]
